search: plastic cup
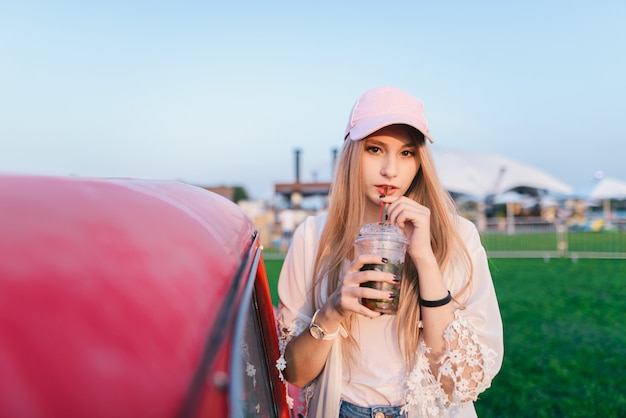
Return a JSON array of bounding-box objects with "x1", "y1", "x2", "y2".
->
[{"x1": 354, "y1": 222, "x2": 409, "y2": 314}]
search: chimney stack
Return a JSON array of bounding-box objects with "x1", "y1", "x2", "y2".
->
[{"x1": 294, "y1": 148, "x2": 301, "y2": 183}]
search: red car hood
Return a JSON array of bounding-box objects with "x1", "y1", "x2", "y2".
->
[{"x1": 0, "y1": 175, "x2": 256, "y2": 417}]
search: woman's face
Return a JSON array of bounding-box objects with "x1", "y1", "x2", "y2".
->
[{"x1": 360, "y1": 125, "x2": 421, "y2": 217}]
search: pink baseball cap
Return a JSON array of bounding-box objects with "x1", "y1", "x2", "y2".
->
[{"x1": 344, "y1": 86, "x2": 434, "y2": 143}]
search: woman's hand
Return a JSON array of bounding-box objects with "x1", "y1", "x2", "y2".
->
[
  {"x1": 325, "y1": 254, "x2": 399, "y2": 319},
  {"x1": 382, "y1": 195, "x2": 435, "y2": 262},
  {"x1": 284, "y1": 253, "x2": 397, "y2": 387}
]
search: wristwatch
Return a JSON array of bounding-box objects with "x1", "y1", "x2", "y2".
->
[{"x1": 309, "y1": 309, "x2": 340, "y2": 341}]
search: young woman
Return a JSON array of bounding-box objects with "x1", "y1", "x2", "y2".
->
[{"x1": 276, "y1": 87, "x2": 503, "y2": 418}]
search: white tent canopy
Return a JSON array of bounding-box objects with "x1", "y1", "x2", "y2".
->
[
  {"x1": 588, "y1": 177, "x2": 626, "y2": 200},
  {"x1": 492, "y1": 191, "x2": 526, "y2": 204},
  {"x1": 431, "y1": 148, "x2": 573, "y2": 198}
]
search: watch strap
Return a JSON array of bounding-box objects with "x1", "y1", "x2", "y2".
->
[{"x1": 309, "y1": 309, "x2": 346, "y2": 340}]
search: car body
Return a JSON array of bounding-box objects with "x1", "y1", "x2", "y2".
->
[{"x1": 0, "y1": 174, "x2": 290, "y2": 418}]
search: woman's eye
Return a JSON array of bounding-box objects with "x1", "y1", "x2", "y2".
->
[
  {"x1": 367, "y1": 146, "x2": 381, "y2": 153},
  {"x1": 401, "y1": 150, "x2": 415, "y2": 156}
]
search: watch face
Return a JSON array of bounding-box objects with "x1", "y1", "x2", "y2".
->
[{"x1": 309, "y1": 324, "x2": 324, "y2": 340}]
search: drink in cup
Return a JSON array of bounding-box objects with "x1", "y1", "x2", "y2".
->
[{"x1": 355, "y1": 222, "x2": 409, "y2": 314}]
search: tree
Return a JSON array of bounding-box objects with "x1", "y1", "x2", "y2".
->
[{"x1": 232, "y1": 186, "x2": 249, "y2": 203}]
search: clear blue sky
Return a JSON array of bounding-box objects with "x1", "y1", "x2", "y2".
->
[{"x1": 1, "y1": 1, "x2": 625, "y2": 199}]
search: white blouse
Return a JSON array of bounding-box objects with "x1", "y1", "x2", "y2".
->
[{"x1": 275, "y1": 214, "x2": 503, "y2": 418}]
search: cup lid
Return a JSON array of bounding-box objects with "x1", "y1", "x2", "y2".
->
[{"x1": 355, "y1": 222, "x2": 409, "y2": 245}]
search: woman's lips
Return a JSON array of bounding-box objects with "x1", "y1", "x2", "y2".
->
[{"x1": 376, "y1": 185, "x2": 398, "y2": 196}]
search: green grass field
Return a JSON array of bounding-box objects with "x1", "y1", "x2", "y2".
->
[
  {"x1": 480, "y1": 231, "x2": 626, "y2": 253},
  {"x1": 263, "y1": 257, "x2": 626, "y2": 417}
]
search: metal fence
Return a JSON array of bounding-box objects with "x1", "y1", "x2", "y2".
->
[
  {"x1": 262, "y1": 217, "x2": 626, "y2": 260},
  {"x1": 480, "y1": 217, "x2": 626, "y2": 259}
]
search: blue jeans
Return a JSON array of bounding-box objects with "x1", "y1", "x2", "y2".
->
[{"x1": 339, "y1": 400, "x2": 404, "y2": 418}]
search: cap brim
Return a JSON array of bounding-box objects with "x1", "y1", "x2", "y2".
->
[{"x1": 347, "y1": 115, "x2": 434, "y2": 143}]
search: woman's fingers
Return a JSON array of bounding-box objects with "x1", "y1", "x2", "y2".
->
[
  {"x1": 345, "y1": 255, "x2": 399, "y2": 285},
  {"x1": 333, "y1": 254, "x2": 401, "y2": 318},
  {"x1": 382, "y1": 196, "x2": 429, "y2": 227},
  {"x1": 333, "y1": 287, "x2": 382, "y2": 318},
  {"x1": 380, "y1": 196, "x2": 434, "y2": 258},
  {"x1": 342, "y1": 280, "x2": 397, "y2": 299},
  {"x1": 347, "y1": 254, "x2": 388, "y2": 271}
]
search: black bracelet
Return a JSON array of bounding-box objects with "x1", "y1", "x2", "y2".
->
[{"x1": 419, "y1": 290, "x2": 452, "y2": 307}]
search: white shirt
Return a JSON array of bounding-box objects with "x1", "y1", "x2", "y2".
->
[{"x1": 276, "y1": 213, "x2": 503, "y2": 417}]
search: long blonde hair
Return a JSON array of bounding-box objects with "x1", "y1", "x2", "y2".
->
[{"x1": 311, "y1": 125, "x2": 473, "y2": 369}]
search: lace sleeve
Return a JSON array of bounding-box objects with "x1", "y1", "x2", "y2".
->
[
  {"x1": 403, "y1": 311, "x2": 499, "y2": 417},
  {"x1": 275, "y1": 311, "x2": 310, "y2": 414}
]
